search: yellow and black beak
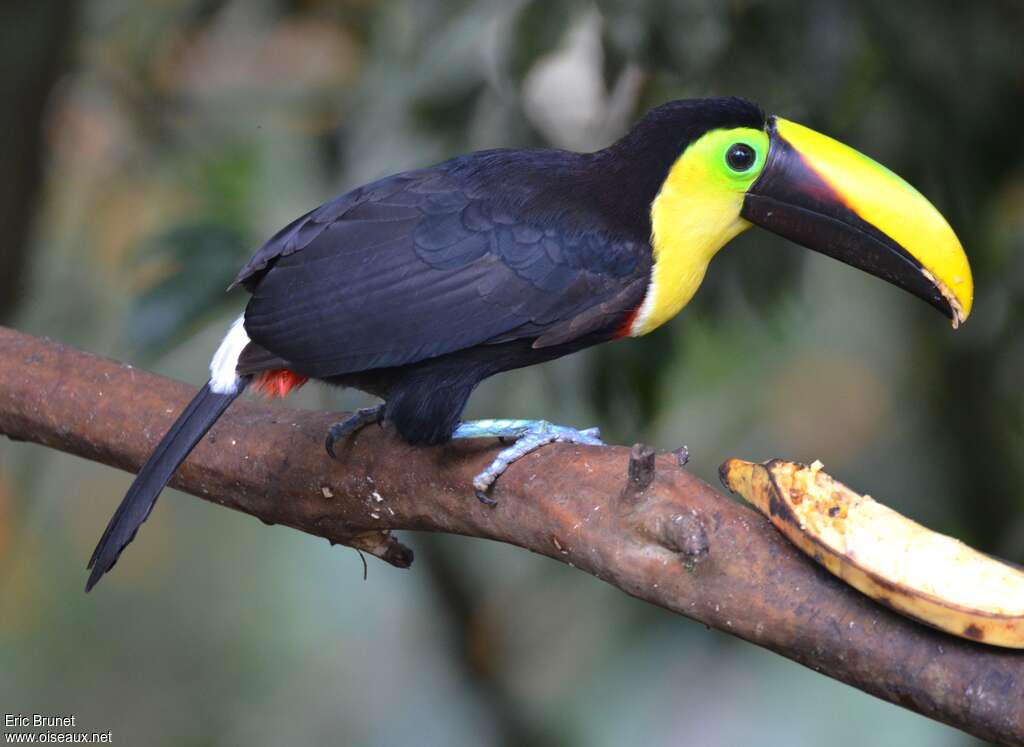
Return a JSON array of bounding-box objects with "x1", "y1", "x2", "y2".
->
[{"x1": 742, "y1": 117, "x2": 973, "y2": 327}]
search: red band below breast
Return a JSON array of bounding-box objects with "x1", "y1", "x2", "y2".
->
[{"x1": 614, "y1": 304, "x2": 642, "y2": 338}]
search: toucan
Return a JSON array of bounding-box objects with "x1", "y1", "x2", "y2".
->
[{"x1": 86, "y1": 97, "x2": 973, "y2": 591}]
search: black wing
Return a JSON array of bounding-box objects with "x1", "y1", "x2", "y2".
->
[{"x1": 238, "y1": 159, "x2": 650, "y2": 379}]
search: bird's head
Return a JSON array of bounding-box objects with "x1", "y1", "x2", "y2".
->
[{"x1": 615, "y1": 98, "x2": 972, "y2": 335}]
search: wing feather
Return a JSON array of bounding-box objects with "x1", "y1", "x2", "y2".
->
[{"x1": 240, "y1": 163, "x2": 649, "y2": 378}]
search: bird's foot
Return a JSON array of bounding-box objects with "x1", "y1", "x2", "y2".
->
[
  {"x1": 325, "y1": 404, "x2": 385, "y2": 458},
  {"x1": 451, "y1": 419, "x2": 603, "y2": 505}
]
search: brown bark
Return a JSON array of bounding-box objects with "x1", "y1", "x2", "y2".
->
[{"x1": 1, "y1": 326, "x2": 1021, "y2": 745}]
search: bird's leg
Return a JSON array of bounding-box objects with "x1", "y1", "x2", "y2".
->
[
  {"x1": 451, "y1": 419, "x2": 603, "y2": 505},
  {"x1": 325, "y1": 404, "x2": 385, "y2": 458}
]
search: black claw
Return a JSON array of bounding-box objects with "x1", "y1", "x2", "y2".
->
[
  {"x1": 475, "y1": 489, "x2": 498, "y2": 506},
  {"x1": 325, "y1": 421, "x2": 355, "y2": 458},
  {"x1": 325, "y1": 405, "x2": 385, "y2": 459},
  {"x1": 325, "y1": 430, "x2": 340, "y2": 459}
]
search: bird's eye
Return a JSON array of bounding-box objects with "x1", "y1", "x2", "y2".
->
[{"x1": 726, "y1": 143, "x2": 756, "y2": 172}]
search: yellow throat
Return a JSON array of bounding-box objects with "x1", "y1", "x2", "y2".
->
[{"x1": 628, "y1": 127, "x2": 767, "y2": 336}]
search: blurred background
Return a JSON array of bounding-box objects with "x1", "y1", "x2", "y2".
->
[{"x1": 1, "y1": 1, "x2": 1022, "y2": 744}]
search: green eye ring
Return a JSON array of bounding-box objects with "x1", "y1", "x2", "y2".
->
[
  {"x1": 726, "y1": 142, "x2": 757, "y2": 172},
  {"x1": 684, "y1": 127, "x2": 767, "y2": 185}
]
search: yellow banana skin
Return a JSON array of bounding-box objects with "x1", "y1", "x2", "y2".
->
[{"x1": 720, "y1": 458, "x2": 1024, "y2": 649}]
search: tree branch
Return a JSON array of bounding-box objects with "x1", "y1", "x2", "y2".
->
[{"x1": 1, "y1": 326, "x2": 1021, "y2": 745}]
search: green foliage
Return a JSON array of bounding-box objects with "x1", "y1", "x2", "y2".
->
[{"x1": 128, "y1": 221, "x2": 246, "y2": 357}]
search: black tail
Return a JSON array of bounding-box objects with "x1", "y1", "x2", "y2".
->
[{"x1": 86, "y1": 380, "x2": 246, "y2": 591}]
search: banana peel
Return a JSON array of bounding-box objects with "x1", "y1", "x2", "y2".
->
[{"x1": 720, "y1": 458, "x2": 1024, "y2": 649}]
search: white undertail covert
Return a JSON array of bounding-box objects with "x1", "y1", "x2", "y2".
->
[{"x1": 209, "y1": 314, "x2": 249, "y2": 394}]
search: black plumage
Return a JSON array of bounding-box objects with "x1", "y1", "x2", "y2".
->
[
  {"x1": 86, "y1": 96, "x2": 767, "y2": 589},
  {"x1": 238, "y1": 159, "x2": 650, "y2": 377},
  {"x1": 86, "y1": 384, "x2": 242, "y2": 591},
  {"x1": 236, "y1": 97, "x2": 766, "y2": 443}
]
